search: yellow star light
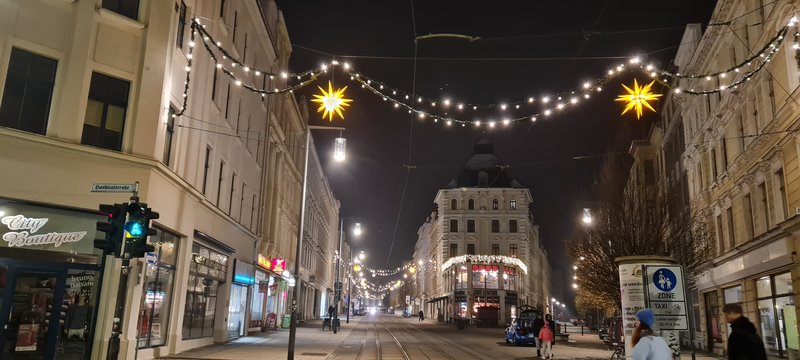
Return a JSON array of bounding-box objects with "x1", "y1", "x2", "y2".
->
[
  {"x1": 311, "y1": 81, "x2": 353, "y2": 121},
  {"x1": 615, "y1": 79, "x2": 662, "y2": 119}
]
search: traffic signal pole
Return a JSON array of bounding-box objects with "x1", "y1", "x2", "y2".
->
[{"x1": 106, "y1": 195, "x2": 136, "y2": 360}]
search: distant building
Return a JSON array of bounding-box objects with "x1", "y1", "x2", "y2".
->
[{"x1": 413, "y1": 138, "x2": 550, "y2": 326}]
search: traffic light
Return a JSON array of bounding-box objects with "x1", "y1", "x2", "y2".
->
[
  {"x1": 123, "y1": 203, "x2": 159, "y2": 258},
  {"x1": 95, "y1": 203, "x2": 128, "y2": 256}
]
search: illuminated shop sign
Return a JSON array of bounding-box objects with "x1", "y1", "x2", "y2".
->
[
  {"x1": 257, "y1": 255, "x2": 287, "y2": 274},
  {"x1": 0, "y1": 201, "x2": 99, "y2": 255}
]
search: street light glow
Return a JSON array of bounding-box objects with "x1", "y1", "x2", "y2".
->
[
  {"x1": 358, "y1": 250, "x2": 365, "y2": 260},
  {"x1": 353, "y1": 223, "x2": 363, "y2": 236},
  {"x1": 333, "y1": 137, "x2": 347, "y2": 162},
  {"x1": 582, "y1": 208, "x2": 593, "y2": 224}
]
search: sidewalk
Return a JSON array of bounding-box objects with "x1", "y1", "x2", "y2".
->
[{"x1": 163, "y1": 316, "x2": 365, "y2": 359}]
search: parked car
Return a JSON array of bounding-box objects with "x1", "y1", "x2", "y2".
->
[{"x1": 504, "y1": 307, "x2": 541, "y2": 346}]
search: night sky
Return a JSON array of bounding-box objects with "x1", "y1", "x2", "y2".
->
[{"x1": 276, "y1": 1, "x2": 718, "y2": 290}]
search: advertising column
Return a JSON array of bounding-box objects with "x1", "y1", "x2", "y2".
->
[{"x1": 616, "y1": 256, "x2": 673, "y2": 358}]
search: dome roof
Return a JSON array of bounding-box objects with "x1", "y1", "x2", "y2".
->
[{"x1": 446, "y1": 138, "x2": 523, "y2": 188}]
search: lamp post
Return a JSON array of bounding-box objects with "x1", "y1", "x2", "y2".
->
[
  {"x1": 335, "y1": 221, "x2": 362, "y2": 333},
  {"x1": 347, "y1": 250, "x2": 364, "y2": 323},
  {"x1": 288, "y1": 125, "x2": 346, "y2": 360}
]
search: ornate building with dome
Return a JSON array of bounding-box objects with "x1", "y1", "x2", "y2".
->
[{"x1": 412, "y1": 138, "x2": 550, "y2": 326}]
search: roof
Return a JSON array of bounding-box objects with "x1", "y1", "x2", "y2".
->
[{"x1": 445, "y1": 137, "x2": 523, "y2": 189}]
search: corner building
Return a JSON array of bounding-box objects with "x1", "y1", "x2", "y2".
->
[{"x1": 415, "y1": 138, "x2": 550, "y2": 326}]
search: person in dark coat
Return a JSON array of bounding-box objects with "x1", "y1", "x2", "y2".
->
[
  {"x1": 418, "y1": 310, "x2": 424, "y2": 321},
  {"x1": 327, "y1": 305, "x2": 335, "y2": 319},
  {"x1": 533, "y1": 313, "x2": 545, "y2": 358},
  {"x1": 723, "y1": 303, "x2": 767, "y2": 360}
]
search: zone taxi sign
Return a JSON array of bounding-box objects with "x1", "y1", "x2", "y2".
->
[{"x1": 644, "y1": 264, "x2": 688, "y2": 330}]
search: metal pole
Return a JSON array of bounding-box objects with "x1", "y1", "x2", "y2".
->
[
  {"x1": 105, "y1": 258, "x2": 130, "y2": 360},
  {"x1": 333, "y1": 217, "x2": 343, "y2": 333},
  {"x1": 346, "y1": 259, "x2": 351, "y2": 324},
  {"x1": 287, "y1": 127, "x2": 312, "y2": 360}
]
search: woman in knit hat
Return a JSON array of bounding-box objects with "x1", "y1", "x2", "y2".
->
[{"x1": 631, "y1": 308, "x2": 672, "y2": 360}]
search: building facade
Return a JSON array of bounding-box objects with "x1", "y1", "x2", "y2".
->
[
  {"x1": 413, "y1": 138, "x2": 550, "y2": 326},
  {"x1": 670, "y1": 1, "x2": 800, "y2": 357},
  {"x1": 0, "y1": 0, "x2": 320, "y2": 359}
]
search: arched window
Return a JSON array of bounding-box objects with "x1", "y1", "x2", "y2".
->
[
  {"x1": 492, "y1": 199, "x2": 499, "y2": 210},
  {"x1": 468, "y1": 199, "x2": 475, "y2": 210},
  {"x1": 451, "y1": 199, "x2": 458, "y2": 210}
]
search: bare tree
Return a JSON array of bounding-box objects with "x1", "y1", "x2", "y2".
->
[{"x1": 568, "y1": 153, "x2": 713, "y2": 311}]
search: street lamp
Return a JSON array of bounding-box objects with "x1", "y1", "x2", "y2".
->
[
  {"x1": 288, "y1": 125, "x2": 346, "y2": 360},
  {"x1": 347, "y1": 250, "x2": 365, "y2": 324},
  {"x1": 336, "y1": 221, "x2": 362, "y2": 332},
  {"x1": 582, "y1": 208, "x2": 593, "y2": 224}
]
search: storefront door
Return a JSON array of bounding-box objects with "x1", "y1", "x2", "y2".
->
[
  {"x1": 0, "y1": 262, "x2": 101, "y2": 360},
  {"x1": 227, "y1": 284, "x2": 248, "y2": 338}
]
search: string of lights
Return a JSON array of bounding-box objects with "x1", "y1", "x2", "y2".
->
[
  {"x1": 181, "y1": 16, "x2": 799, "y2": 127},
  {"x1": 174, "y1": 22, "x2": 197, "y2": 117}
]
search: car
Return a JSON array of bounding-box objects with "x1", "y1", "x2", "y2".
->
[{"x1": 504, "y1": 307, "x2": 541, "y2": 346}]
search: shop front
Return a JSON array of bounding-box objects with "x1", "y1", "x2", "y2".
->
[
  {"x1": 182, "y1": 241, "x2": 228, "y2": 341},
  {"x1": 0, "y1": 198, "x2": 105, "y2": 360},
  {"x1": 227, "y1": 260, "x2": 254, "y2": 339},
  {"x1": 256, "y1": 255, "x2": 288, "y2": 330},
  {"x1": 137, "y1": 229, "x2": 180, "y2": 350}
]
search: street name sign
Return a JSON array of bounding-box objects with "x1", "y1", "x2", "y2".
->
[
  {"x1": 643, "y1": 265, "x2": 688, "y2": 330},
  {"x1": 91, "y1": 183, "x2": 137, "y2": 193}
]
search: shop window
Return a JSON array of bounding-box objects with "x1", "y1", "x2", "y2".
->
[
  {"x1": 467, "y1": 244, "x2": 475, "y2": 255},
  {"x1": 705, "y1": 291, "x2": 722, "y2": 344},
  {"x1": 503, "y1": 268, "x2": 516, "y2": 291},
  {"x1": 449, "y1": 219, "x2": 458, "y2": 232},
  {"x1": 491, "y1": 220, "x2": 500, "y2": 233},
  {"x1": 509, "y1": 220, "x2": 518, "y2": 233},
  {"x1": 183, "y1": 244, "x2": 228, "y2": 340},
  {"x1": 468, "y1": 199, "x2": 475, "y2": 210},
  {"x1": 138, "y1": 230, "x2": 179, "y2": 348},
  {"x1": 472, "y1": 264, "x2": 499, "y2": 289},
  {"x1": 467, "y1": 219, "x2": 475, "y2": 233},
  {"x1": 102, "y1": 0, "x2": 140, "y2": 20},
  {"x1": 81, "y1": 72, "x2": 130, "y2": 151},
  {"x1": 0, "y1": 48, "x2": 57, "y2": 135},
  {"x1": 756, "y1": 272, "x2": 795, "y2": 357},
  {"x1": 455, "y1": 265, "x2": 468, "y2": 290}
]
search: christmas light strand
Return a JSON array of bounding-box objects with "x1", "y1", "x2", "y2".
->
[
  {"x1": 440, "y1": 255, "x2": 529, "y2": 274},
  {"x1": 174, "y1": 22, "x2": 197, "y2": 117}
]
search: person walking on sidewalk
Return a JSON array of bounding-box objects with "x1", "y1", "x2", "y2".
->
[
  {"x1": 418, "y1": 310, "x2": 424, "y2": 321},
  {"x1": 533, "y1": 313, "x2": 545, "y2": 358},
  {"x1": 539, "y1": 315, "x2": 555, "y2": 359},
  {"x1": 327, "y1": 305, "x2": 335, "y2": 319},
  {"x1": 723, "y1": 303, "x2": 767, "y2": 360},
  {"x1": 631, "y1": 309, "x2": 671, "y2": 360}
]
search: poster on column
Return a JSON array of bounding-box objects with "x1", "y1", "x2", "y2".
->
[{"x1": 618, "y1": 262, "x2": 646, "y2": 356}]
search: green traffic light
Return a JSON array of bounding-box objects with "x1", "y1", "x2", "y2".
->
[{"x1": 125, "y1": 220, "x2": 145, "y2": 237}]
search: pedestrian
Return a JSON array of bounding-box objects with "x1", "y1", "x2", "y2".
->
[
  {"x1": 418, "y1": 310, "x2": 424, "y2": 321},
  {"x1": 539, "y1": 314, "x2": 555, "y2": 359},
  {"x1": 631, "y1": 309, "x2": 672, "y2": 360},
  {"x1": 533, "y1": 313, "x2": 545, "y2": 358},
  {"x1": 327, "y1": 305, "x2": 335, "y2": 319},
  {"x1": 723, "y1": 303, "x2": 767, "y2": 360}
]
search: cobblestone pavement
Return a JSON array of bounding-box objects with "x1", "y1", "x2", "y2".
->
[{"x1": 164, "y1": 313, "x2": 723, "y2": 360}]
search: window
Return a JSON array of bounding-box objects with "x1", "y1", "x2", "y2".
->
[
  {"x1": 176, "y1": 1, "x2": 187, "y2": 48},
  {"x1": 138, "y1": 230, "x2": 179, "y2": 348},
  {"x1": 743, "y1": 194, "x2": 754, "y2": 240},
  {"x1": 472, "y1": 264, "x2": 498, "y2": 289},
  {"x1": 468, "y1": 199, "x2": 475, "y2": 210},
  {"x1": 492, "y1": 199, "x2": 499, "y2": 210},
  {"x1": 756, "y1": 272, "x2": 795, "y2": 357},
  {"x1": 644, "y1": 160, "x2": 655, "y2": 184},
  {"x1": 225, "y1": 83, "x2": 232, "y2": 118},
  {"x1": 726, "y1": 207, "x2": 735, "y2": 249},
  {"x1": 183, "y1": 244, "x2": 228, "y2": 339},
  {"x1": 232, "y1": 11, "x2": 238, "y2": 43},
  {"x1": 216, "y1": 161, "x2": 225, "y2": 206},
  {"x1": 509, "y1": 220, "x2": 518, "y2": 233},
  {"x1": 219, "y1": 0, "x2": 226, "y2": 17},
  {"x1": 449, "y1": 219, "x2": 458, "y2": 232},
  {"x1": 449, "y1": 243, "x2": 458, "y2": 258},
  {"x1": 491, "y1": 244, "x2": 499, "y2": 255},
  {"x1": 758, "y1": 182, "x2": 770, "y2": 232},
  {"x1": 450, "y1": 199, "x2": 458, "y2": 210},
  {"x1": 467, "y1": 244, "x2": 475, "y2": 255},
  {"x1": 163, "y1": 107, "x2": 176, "y2": 166},
  {"x1": 202, "y1": 147, "x2": 211, "y2": 194},
  {"x1": 211, "y1": 69, "x2": 218, "y2": 101},
  {"x1": 510, "y1": 200, "x2": 517, "y2": 210},
  {"x1": 775, "y1": 168, "x2": 788, "y2": 220},
  {"x1": 229, "y1": 173, "x2": 237, "y2": 215},
  {"x1": 0, "y1": 48, "x2": 57, "y2": 135},
  {"x1": 711, "y1": 149, "x2": 718, "y2": 179},
  {"x1": 102, "y1": 0, "x2": 140, "y2": 20},
  {"x1": 467, "y1": 219, "x2": 475, "y2": 233},
  {"x1": 455, "y1": 265, "x2": 468, "y2": 290},
  {"x1": 81, "y1": 72, "x2": 130, "y2": 151},
  {"x1": 491, "y1": 220, "x2": 500, "y2": 233},
  {"x1": 715, "y1": 214, "x2": 724, "y2": 254},
  {"x1": 720, "y1": 138, "x2": 728, "y2": 171},
  {"x1": 503, "y1": 268, "x2": 516, "y2": 291},
  {"x1": 509, "y1": 244, "x2": 518, "y2": 257},
  {"x1": 250, "y1": 194, "x2": 257, "y2": 231},
  {"x1": 705, "y1": 291, "x2": 722, "y2": 343}
]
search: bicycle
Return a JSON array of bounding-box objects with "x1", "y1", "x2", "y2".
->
[{"x1": 609, "y1": 342, "x2": 625, "y2": 360}]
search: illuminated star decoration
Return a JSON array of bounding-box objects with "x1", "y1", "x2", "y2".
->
[
  {"x1": 311, "y1": 81, "x2": 353, "y2": 121},
  {"x1": 615, "y1": 79, "x2": 662, "y2": 119}
]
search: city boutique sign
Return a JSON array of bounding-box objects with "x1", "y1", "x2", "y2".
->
[{"x1": 0, "y1": 200, "x2": 100, "y2": 255}]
